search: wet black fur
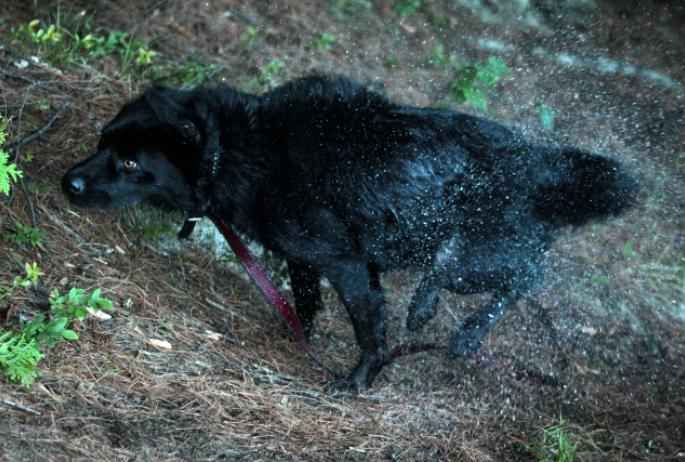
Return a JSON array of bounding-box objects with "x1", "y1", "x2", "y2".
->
[{"x1": 63, "y1": 75, "x2": 637, "y2": 390}]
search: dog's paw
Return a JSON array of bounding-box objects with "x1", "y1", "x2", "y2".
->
[
  {"x1": 446, "y1": 328, "x2": 484, "y2": 357},
  {"x1": 406, "y1": 296, "x2": 438, "y2": 332},
  {"x1": 324, "y1": 379, "x2": 362, "y2": 394},
  {"x1": 406, "y1": 309, "x2": 433, "y2": 332},
  {"x1": 325, "y1": 354, "x2": 388, "y2": 393},
  {"x1": 406, "y1": 285, "x2": 440, "y2": 332}
]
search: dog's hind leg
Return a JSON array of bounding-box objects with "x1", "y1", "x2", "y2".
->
[
  {"x1": 287, "y1": 260, "x2": 323, "y2": 339},
  {"x1": 321, "y1": 259, "x2": 390, "y2": 391},
  {"x1": 446, "y1": 292, "x2": 516, "y2": 357}
]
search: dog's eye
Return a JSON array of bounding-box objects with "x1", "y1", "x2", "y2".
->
[{"x1": 122, "y1": 159, "x2": 138, "y2": 171}]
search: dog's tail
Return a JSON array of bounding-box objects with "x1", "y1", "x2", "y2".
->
[{"x1": 533, "y1": 148, "x2": 638, "y2": 226}]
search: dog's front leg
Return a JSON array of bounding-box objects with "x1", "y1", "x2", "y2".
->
[
  {"x1": 321, "y1": 260, "x2": 390, "y2": 391},
  {"x1": 287, "y1": 260, "x2": 323, "y2": 339}
]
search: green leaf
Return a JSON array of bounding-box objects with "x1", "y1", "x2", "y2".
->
[
  {"x1": 463, "y1": 86, "x2": 488, "y2": 110},
  {"x1": 477, "y1": 69, "x2": 498, "y2": 90},
  {"x1": 17, "y1": 277, "x2": 32, "y2": 288},
  {"x1": 537, "y1": 104, "x2": 555, "y2": 132},
  {"x1": 485, "y1": 56, "x2": 511, "y2": 76},
  {"x1": 395, "y1": 0, "x2": 423, "y2": 19},
  {"x1": 61, "y1": 330, "x2": 79, "y2": 341},
  {"x1": 22, "y1": 314, "x2": 46, "y2": 340},
  {"x1": 91, "y1": 288, "x2": 102, "y2": 301},
  {"x1": 448, "y1": 86, "x2": 467, "y2": 105},
  {"x1": 46, "y1": 317, "x2": 68, "y2": 334},
  {"x1": 97, "y1": 298, "x2": 114, "y2": 311},
  {"x1": 25, "y1": 262, "x2": 43, "y2": 282},
  {"x1": 623, "y1": 242, "x2": 638, "y2": 259},
  {"x1": 73, "y1": 307, "x2": 88, "y2": 321},
  {"x1": 458, "y1": 65, "x2": 479, "y2": 85}
]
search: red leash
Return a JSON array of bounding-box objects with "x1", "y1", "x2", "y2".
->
[
  {"x1": 209, "y1": 214, "x2": 341, "y2": 378},
  {"x1": 206, "y1": 214, "x2": 560, "y2": 387}
]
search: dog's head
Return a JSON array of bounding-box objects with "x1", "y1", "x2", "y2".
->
[{"x1": 62, "y1": 86, "x2": 205, "y2": 213}]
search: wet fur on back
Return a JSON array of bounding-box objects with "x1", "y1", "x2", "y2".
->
[{"x1": 63, "y1": 75, "x2": 637, "y2": 390}]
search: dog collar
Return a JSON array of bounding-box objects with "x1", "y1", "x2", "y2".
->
[{"x1": 178, "y1": 149, "x2": 221, "y2": 239}]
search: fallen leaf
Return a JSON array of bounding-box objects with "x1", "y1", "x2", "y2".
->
[
  {"x1": 147, "y1": 339, "x2": 172, "y2": 350},
  {"x1": 204, "y1": 330, "x2": 223, "y2": 341},
  {"x1": 581, "y1": 326, "x2": 598, "y2": 336},
  {"x1": 87, "y1": 307, "x2": 112, "y2": 320}
]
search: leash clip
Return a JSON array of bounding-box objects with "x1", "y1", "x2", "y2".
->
[{"x1": 178, "y1": 215, "x2": 203, "y2": 239}]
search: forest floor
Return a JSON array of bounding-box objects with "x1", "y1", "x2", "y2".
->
[{"x1": 1, "y1": 0, "x2": 684, "y2": 460}]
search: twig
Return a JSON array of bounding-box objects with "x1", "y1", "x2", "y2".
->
[
  {"x1": 45, "y1": 211, "x2": 85, "y2": 244},
  {"x1": 6, "y1": 99, "x2": 71, "y2": 225},
  {"x1": 7, "y1": 100, "x2": 71, "y2": 154},
  {"x1": 1, "y1": 396, "x2": 42, "y2": 416},
  {"x1": 205, "y1": 297, "x2": 252, "y2": 324},
  {"x1": 0, "y1": 67, "x2": 39, "y2": 85}
]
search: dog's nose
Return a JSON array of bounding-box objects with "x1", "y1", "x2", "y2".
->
[{"x1": 65, "y1": 176, "x2": 85, "y2": 195}]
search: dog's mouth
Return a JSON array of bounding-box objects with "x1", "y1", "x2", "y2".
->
[
  {"x1": 61, "y1": 174, "x2": 116, "y2": 208},
  {"x1": 63, "y1": 189, "x2": 115, "y2": 208}
]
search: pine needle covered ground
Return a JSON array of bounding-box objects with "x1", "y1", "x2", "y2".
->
[{"x1": 1, "y1": 1, "x2": 684, "y2": 460}]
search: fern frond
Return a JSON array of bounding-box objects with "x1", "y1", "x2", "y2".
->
[
  {"x1": 0, "y1": 330, "x2": 44, "y2": 387},
  {"x1": 0, "y1": 151, "x2": 24, "y2": 196}
]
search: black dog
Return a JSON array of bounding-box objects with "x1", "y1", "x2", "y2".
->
[{"x1": 63, "y1": 75, "x2": 636, "y2": 390}]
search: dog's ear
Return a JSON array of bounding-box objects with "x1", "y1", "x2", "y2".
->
[{"x1": 144, "y1": 86, "x2": 201, "y2": 145}]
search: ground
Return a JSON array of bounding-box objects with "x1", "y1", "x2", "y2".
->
[{"x1": 1, "y1": 0, "x2": 684, "y2": 460}]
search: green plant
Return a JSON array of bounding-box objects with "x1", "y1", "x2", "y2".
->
[
  {"x1": 0, "y1": 220, "x2": 44, "y2": 246},
  {"x1": 239, "y1": 26, "x2": 261, "y2": 49},
  {"x1": 134, "y1": 46, "x2": 156, "y2": 67},
  {"x1": 16, "y1": 19, "x2": 62, "y2": 45},
  {"x1": 114, "y1": 31, "x2": 156, "y2": 74},
  {"x1": 309, "y1": 32, "x2": 336, "y2": 53},
  {"x1": 27, "y1": 181, "x2": 53, "y2": 194},
  {"x1": 385, "y1": 55, "x2": 400, "y2": 68},
  {"x1": 433, "y1": 14, "x2": 450, "y2": 29},
  {"x1": 259, "y1": 59, "x2": 285, "y2": 86},
  {"x1": 448, "y1": 57, "x2": 511, "y2": 110},
  {"x1": 243, "y1": 59, "x2": 285, "y2": 92},
  {"x1": 0, "y1": 263, "x2": 114, "y2": 387},
  {"x1": 12, "y1": 16, "x2": 155, "y2": 75},
  {"x1": 74, "y1": 141, "x2": 90, "y2": 154},
  {"x1": 153, "y1": 60, "x2": 221, "y2": 87},
  {"x1": 395, "y1": 0, "x2": 427, "y2": 19},
  {"x1": 538, "y1": 103, "x2": 555, "y2": 132},
  {"x1": 523, "y1": 417, "x2": 583, "y2": 462},
  {"x1": 329, "y1": 0, "x2": 373, "y2": 19},
  {"x1": 0, "y1": 332, "x2": 44, "y2": 387},
  {"x1": 427, "y1": 46, "x2": 511, "y2": 110},
  {"x1": 105, "y1": 359, "x2": 122, "y2": 373},
  {"x1": 137, "y1": 219, "x2": 175, "y2": 240},
  {"x1": 49, "y1": 287, "x2": 114, "y2": 326},
  {"x1": 0, "y1": 262, "x2": 43, "y2": 300},
  {"x1": 36, "y1": 99, "x2": 51, "y2": 113},
  {"x1": 0, "y1": 263, "x2": 45, "y2": 387},
  {"x1": 179, "y1": 61, "x2": 221, "y2": 85},
  {"x1": 0, "y1": 116, "x2": 23, "y2": 196},
  {"x1": 623, "y1": 242, "x2": 638, "y2": 259}
]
